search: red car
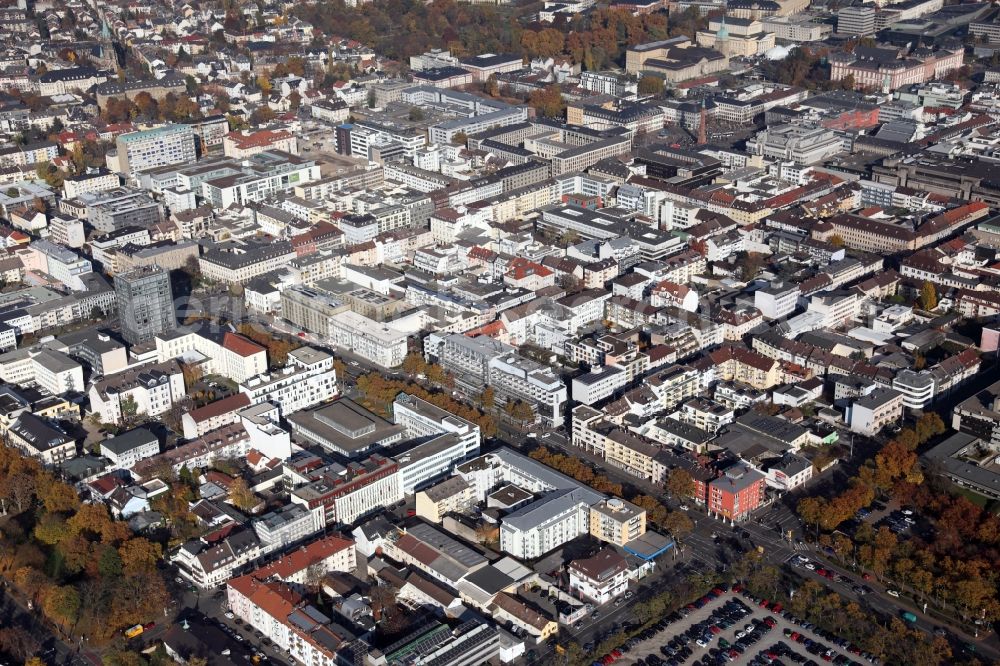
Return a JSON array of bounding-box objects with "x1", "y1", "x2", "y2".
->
[
  {"x1": 710, "y1": 626, "x2": 722, "y2": 634},
  {"x1": 862, "y1": 573, "x2": 873, "y2": 580},
  {"x1": 611, "y1": 649, "x2": 622, "y2": 658},
  {"x1": 759, "y1": 599, "x2": 769, "y2": 607},
  {"x1": 733, "y1": 584, "x2": 743, "y2": 593},
  {"x1": 764, "y1": 617, "x2": 776, "y2": 628},
  {"x1": 790, "y1": 632, "x2": 800, "y2": 641},
  {"x1": 816, "y1": 568, "x2": 827, "y2": 576},
  {"x1": 712, "y1": 588, "x2": 725, "y2": 596},
  {"x1": 772, "y1": 603, "x2": 783, "y2": 613},
  {"x1": 823, "y1": 570, "x2": 835, "y2": 579}
]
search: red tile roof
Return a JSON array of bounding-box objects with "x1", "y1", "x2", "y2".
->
[
  {"x1": 188, "y1": 392, "x2": 251, "y2": 423},
  {"x1": 222, "y1": 332, "x2": 266, "y2": 358}
]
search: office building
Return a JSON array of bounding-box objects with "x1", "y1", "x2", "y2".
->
[
  {"x1": 837, "y1": 6, "x2": 876, "y2": 35},
  {"x1": 115, "y1": 266, "x2": 176, "y2": 345}
]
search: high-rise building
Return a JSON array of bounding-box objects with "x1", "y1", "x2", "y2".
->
[
  {"x1": 114, "y1": 266, "x2": 176, "y2": 345},
  {"x1": 837, "y1": 6, "x2": 876, "y2": 36},
  {"x1": 112, "y1": 125, "x2": 197, "y2": 179}
]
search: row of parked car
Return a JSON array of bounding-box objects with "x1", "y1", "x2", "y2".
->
[
  {"x1": 590, "y1": 588, "x2": 731, "y2": 666},
  {"x1": 736, "y1": 586, "x2": 883, "y2": 666}
]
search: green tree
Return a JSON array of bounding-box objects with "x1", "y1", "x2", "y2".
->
[
  {"x1": 407, "y1": 106, "x2": 424, "y2": 122},
  {"x1": 919, "y1": 281, "x2": 937, "y2": 311}
]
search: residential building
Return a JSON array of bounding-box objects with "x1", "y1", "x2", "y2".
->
[
  {"x1": 154, "y1": 330, "x2": 267, "y2": 384},
  {"x1": 174, "y1": 529, "x2": 260, "y2": 589},
  {"x1": 99, "y1": 427, "x2": 159, "y2": 470},
  {"x1": 707, "y1": 463, "x2": 766, "y2": 521},
  {"x1": 252, "y1": 503, "x2": 325, "y2": 554},
  {"x1": 88, "y1": 360, "x2": 185, "y2": 425},
  {"x1": 239, "y1": 347, "x2": 338, "y2": 417},
  {"x1": 415, "y1": 476, "x2": 478, "y2": 523},
  {"x1": 181, "y1": 393, "x2": 252, "y2": 440},
  {"x1": 289, "y1": 454, "x2": 403, "y2": 526},
  {"x1": 589, "y1": 497, "x2": 646, "y2": 546},
  {"x1": 568, "y1": 548, "x2": 630, "y2": 604},
  {"x1": 500, "y1": 487, "x2": 595, "y2": 559},
  {"x1": 846, "y1": 387, "x2": 904, "y2": 436},
  {"x1": 328, "y1": 310, "x2": 408, "y2": 368},
  {"x1": 7, "y1": 412, "x2": 76, "y2": 466}
]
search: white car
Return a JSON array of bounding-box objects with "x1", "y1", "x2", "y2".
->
[
  {"x1": 736, "y1": 631, "x2": 747, "y2": 639},
  {"x1": 887, "y1": 590, "x2": 900, "y2": 598},
  {"x1": 804, "y1": 563, "x2": 816, "y2": 570},
  {"x1": 225, "y1": 612, "x2": 234, "y2": 619},
  {"x1": 696, "y1": 639, "x2": 708, "y2": 648}
]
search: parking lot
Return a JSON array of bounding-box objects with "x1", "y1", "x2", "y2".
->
[{"x1": 609, "y1": 588, "x2": 877, "y2": 666}]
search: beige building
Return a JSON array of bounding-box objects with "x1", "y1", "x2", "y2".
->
[
  {"x1": 589, "y1": 497, "x2": 647, "y2": 546},
  {"x1": 626, "y1": 37, "x2": 729, "y2": 82},
  {"x1": 697, "y1": 18, "x2": 775, "y2": 57},
  {"x1": 415, "y1": 476, "x2": 478, "y2": 523}
]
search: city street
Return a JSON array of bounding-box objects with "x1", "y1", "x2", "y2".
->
[{"x1": 0, "y1": 585, "x2": 94, "y2": 666}]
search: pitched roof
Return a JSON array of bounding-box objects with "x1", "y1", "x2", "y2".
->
[{"x1": 222, "y1": 332, "x2": 266, "y2": 357}]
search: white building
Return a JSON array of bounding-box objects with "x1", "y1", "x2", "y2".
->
[
  {"x1": 846, "y1": 387, "x2": 904, "y2": 436},
  {"x1": 155, "y1": 330, "x2": 267, "y2": 384},
  {"x1": 88, "y1": 360, "x2": 186, "y2": 425},
  {"x1": 571, "y1": 365, "x2": 626, "y2": 405},
  {"x1": 99, "y1": 427, "x2": 159, "y2": 470},
  {"x1": 252, "y1": 503, "x2": 325, "y2": 555},
  {"x1": 328, "y1": 310, "x2": 408, "y2": 368},
  {"x1": 0, "y1": 347, "x2": 84, "y2": 396},
  {"x1": 29, "y1": 239, "x2": 93, "y2": 291},
  {"x1": 754, "y1": 282, "x2": 799, "y2": 320},
  {"x1": 568, "y1": 548, "x2": 630, "y2": 604},
  {"x1": 500, "y1": 488, "x2": 594, "y2": 560},
  {"x1": 238, "y1": 347, "x2": 338, "y2": 416}
]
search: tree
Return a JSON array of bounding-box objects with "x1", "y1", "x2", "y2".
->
[
  {"x1": 407, "y1": 106, "x2": 424, "y2": 122},
  {"x1": 637, "y1": 75, "x2": 664, "y2": 96},
  {"x1": 119, "y1": 395, "x2": 139, "y2": 424},
  {"x1": 228, "y1": 477, "x2": 257, "y2": 512},
  {"x1": 289, "y1": 90, "x2": 302, "y2": 110},
  {"x1": 451, "y1": 131, "x2": 468, "y2": 146},
  {"x1": 180, "y1": 362, "x2": 204, "y2": 389},
  {"x1": 484, "y1": 74, "x2": 499, "y2": 97},
  {"x1": 829, "y1": 234, "x2": 845, "y2": 248},
  {"x1": 257, "y1": 74, "x2": 272, "y2": 96},
  {"x1": 528, "y1": 85, "x2": 565, "y2": 119},
  {"x1": 480, "y1": 386, "x2": 495, "y2": 409},
  {"x1": 919, "y1": 281, "x2": 937, "y2": 311},
  {"x1": 666, "y1": 468, "x2": 695, "y2": 499},
  {"x1": 118, "y1": 537, "x2": 161, "y2": 575},
  {"x1": 401, "y1": 352, "x2": 428, "y2": 376},
  {"x1": 43, "y1": 585, "x2": 80, "y2": 628}
]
